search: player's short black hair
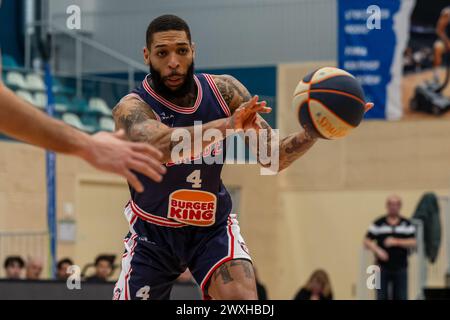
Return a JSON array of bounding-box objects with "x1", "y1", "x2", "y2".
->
[
  {"x1": 146, "y1": 14, "x2": 192, "y2": 47},
  {"x1": 4, "y1": 256, "x2": 25, "y2": 269},
  {"x1": 57, "y1": 258, "x2": 74, "y2": 269}
]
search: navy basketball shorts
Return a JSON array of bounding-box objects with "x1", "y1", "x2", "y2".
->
[{"x1": 113, "y1": 201, "x2": 252, "y2": 300}]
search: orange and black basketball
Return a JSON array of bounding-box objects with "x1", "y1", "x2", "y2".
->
[{"x1": 292, "y1": 67, "x2": 366, "y2": 139}]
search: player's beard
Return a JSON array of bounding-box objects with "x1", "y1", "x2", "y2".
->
[{"x1": 150, "y1": 62, "x2": 195, "y2": 99}]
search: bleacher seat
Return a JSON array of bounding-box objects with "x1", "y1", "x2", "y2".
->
[
  {"x1": 52, "y1": 77, "x2": 75, "y2": 95},
  {"x1": 6, "y1": 72, "x2": 27, "y2": 89},
  {"x1": 81, "y1": 113, "x2": 99, "y2": 130},
  {"x1": 62, "y1": 113, "x2": 96, "y2": 133},
  {"x1": 55, "y1": 104, "x2": 69, "y2": 112},
  {"x1": 71, "y1": 97, "x2": 89, "y2": 113},
  {"x1": 89, "y1": 98, "x2": 111, "y2": 115},
  {"x1": 15, "y1": 90, "x2": 35, "y2": 104},
  {"x1": 33, "y1": 93, "x2": 48, "y2": 109},
  {"x1": 25, "y1": 73, "x2": 46, "y2": 91},
  {"x1": 55, "y1": 95, "x2": 70, "y2": 112},
  {"x1": 99, "y1": 117, "x2": 115, "y2": 132},
  {"x1": 2, "y1": 55, "x2": 19, "y2": 69}
]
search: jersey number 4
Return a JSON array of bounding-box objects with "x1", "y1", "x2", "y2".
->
[{"x1": 187, "y1": 170, "x2": 202, "y2": 189}]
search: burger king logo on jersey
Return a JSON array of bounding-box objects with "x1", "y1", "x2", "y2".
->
[{"x1": 168, "y1": 190, "x2": 217, "y2": 227}]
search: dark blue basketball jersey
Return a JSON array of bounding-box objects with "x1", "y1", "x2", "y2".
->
[{"x1": 126, "y1": 73, "x2": 233, "y2": 227}]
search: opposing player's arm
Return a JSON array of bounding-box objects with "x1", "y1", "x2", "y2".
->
[
  {"x1": 0, "y1": 76, "x2": 165, "y2": 190},
  {"x1": 213, "y1": 74, "x2": 318, "y2": 172},
  {"x1": 113, "y1": 95, "x2": 269, "y2": 163}
]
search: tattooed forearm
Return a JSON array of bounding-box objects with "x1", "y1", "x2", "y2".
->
[
  {"x1": 279, "y1": 129, "x2": 317, "y2": 172},
  {"x1": 112, "y1": 100, "x2": 156, "y2": 137},
  {"x1": 246, "y1": 114, "x2": 316, "y2": 172},
  {"x1": 112, "y1": 98, "x2": 174, "y2": 161}
]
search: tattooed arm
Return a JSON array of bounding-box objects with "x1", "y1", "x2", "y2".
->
[
  {"x1": 112, "y1": 95, "x2": 269, "y2": 163},
  {"x1": 213, "y1": 74, "x2": 318, "y2": 172}
]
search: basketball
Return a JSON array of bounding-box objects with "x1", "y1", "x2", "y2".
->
[{"x1": 292, "y1": 67, "x2": 366, "y2": 139}]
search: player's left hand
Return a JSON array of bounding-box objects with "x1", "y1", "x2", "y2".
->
[
  {"x1": 81, "y1": 130, "x2": 167, "y2": 192},
  {"x1": 229, "y1": 95, "x2": 272, "y2": 132}
]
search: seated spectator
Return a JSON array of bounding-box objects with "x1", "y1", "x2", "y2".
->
[
  {"x1": 3, "y1": 256, "x2": 25, "y2": 280},
  {"x1": 294, "y1": 269, "x2": 333, "y2": 300},
  {"x1": 57, "y1": 258, "x2": 74, "y2": 281},
  {"x1": 85, "y1": 255, "x2": 113, "y2": 282},
  {"x1": 26, "y1": 256, "x2": 44, "y2": 280}
]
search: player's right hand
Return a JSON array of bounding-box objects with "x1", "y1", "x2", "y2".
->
[
  {"x1": 228, "y1": 95, "x2": 272, "y2": 132},
  {"x1": 376, "y1": 248, "x2": 389, "y2": 262},
  {"x1": 82, "y1": 130, "x2": 167, "y2": 192}
]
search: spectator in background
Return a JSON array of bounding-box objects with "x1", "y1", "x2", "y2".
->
[
  {"x1": 364, "y1": 195, "x2": 417, "y2": 300},
  {"x1": 85, "y1": 255, "x2": 113, "y2": 282},
  {"x1": 294, "y1": 270, "x2": 333, "y2": 300},
  {"x1": 25, "y1": 256, "x2": 44, "y2": 280},
  {"x1": 3, "y1": 256, "x2": 25, "y2": 280},
  {"x1": 57, "y1": 258, "x2": 74, "y2": 281}
]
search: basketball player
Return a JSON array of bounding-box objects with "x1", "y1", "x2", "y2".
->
[
  {"x1": 433, "y1": 6, "x2": 450, "y2": 82},
  {"x1": 0, "y1": 52, "x2": 166, "y2": 191},
  {"x1": 113, "y1": 15, "x2": 373, "y2": 300}
]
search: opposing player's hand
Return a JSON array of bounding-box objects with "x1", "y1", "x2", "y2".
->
[
  {"x1": 229, "y1": 95, "x2": 272, "y2": 132},
  {"x1": 82, "y1": 130, "x2": 167, "y2": 192}
]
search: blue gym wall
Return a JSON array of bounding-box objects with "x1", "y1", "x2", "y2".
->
[{"x1": 0, "y1": 0, "x2": 25, "y2": 66}]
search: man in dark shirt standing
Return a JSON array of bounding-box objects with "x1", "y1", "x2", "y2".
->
[{"x1": 364, "y1": 195, "x2": 417, "y2": 300}]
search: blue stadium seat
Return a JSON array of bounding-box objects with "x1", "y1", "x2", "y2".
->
[
  {"x1": 89, "y1": 98, "x2": 111, "y2": 116},
  {"x1": 54, "y1": 95, "x2": 71, "y2": 113},
  {"x1": 53, "y1": 77, "x2": 76, "y2": 95},
  {"x1": 81, "y1": 113, "x2": 100, "y2": 131},
  {"x1": 6, "y1": 71, "x2": 27, "y2": 89},
  {"x1": 99, "y1": 117, "x2": 115, "y2": 132},
  {"x1": 33, "y1": 92, "x2": 47, "y2": 109},
  {"x1": 2, "y1": 55, "x2": 19, "y2": 69},
  {"x1": 25, "y1": 73, "x2": 46, "y2": 91},
  {"x1": 71, "y1": 97, "x2": 89, "y2": 113},
  {"x1": 62, "y1": 113, "x2": 96, "y2": 133},
  {"x1": 15, "y1": 90, "x2": 35, "y2": 104}
]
